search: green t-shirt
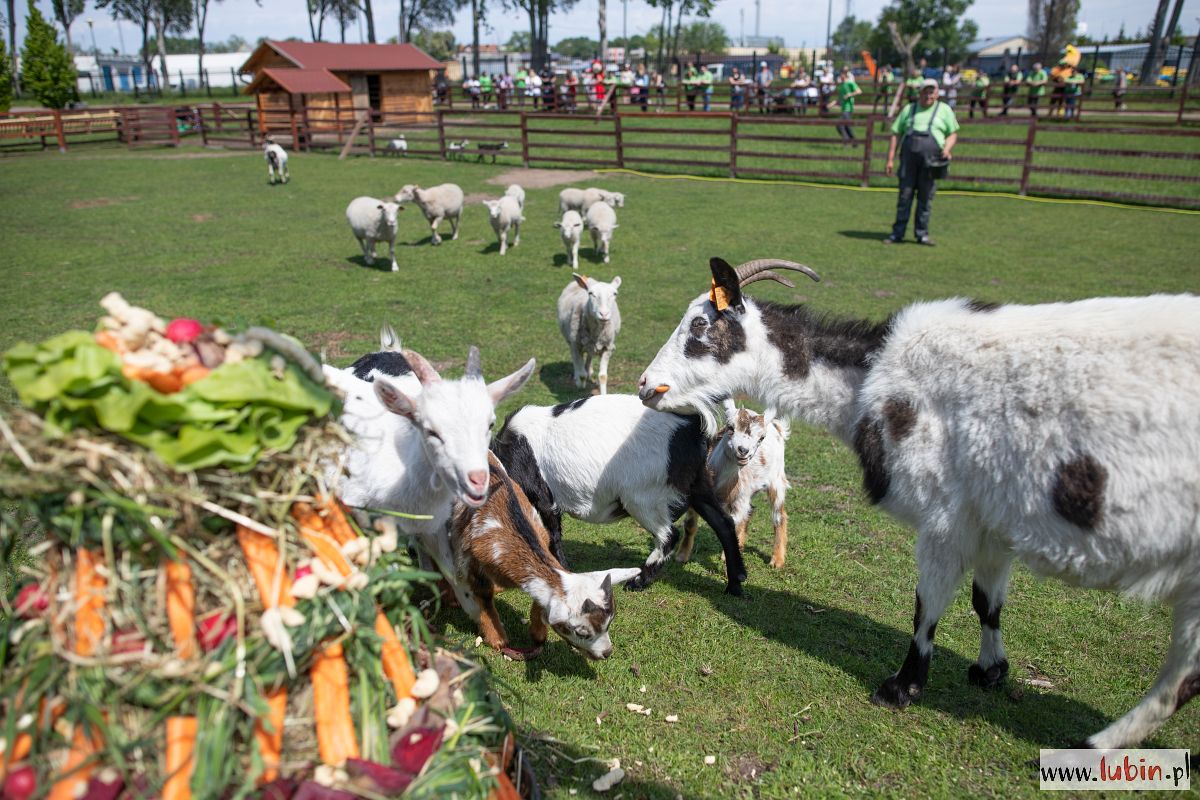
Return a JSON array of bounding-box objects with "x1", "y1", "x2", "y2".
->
[
  {"x1": 479, "y1": 75, "x2": 493, "y2": 91},
  {"x1": 892, "y1": 101, "x2": 960, "y2": 149},
  {"x1": 700, "y1": 71, "x2": 714, "y2": 92},
  {"x1": 972, "y1": 75, "x2": 990, "y2": 96},
  {"x1": 515, "y1": 70, "x2": 527, "y2": 89},
  {"x1": 880, "y1": 70, "x2": 896, "y2": 85},
  {"x1": 1066, "y1": 73, "x2": 1085, "y2": 95},
  {"x1": 1006, "y1": 70, "x2": 1023, "y2": 87},
  {"x1": 1028, "y1": 69, "x2": 1048, "y2": 96},
  {"x1": 905, "y1": 76, "x2": 923, "y2": 98},
  {"x1": 838, "y1": 78, "x2": 860, "y2": 112}
]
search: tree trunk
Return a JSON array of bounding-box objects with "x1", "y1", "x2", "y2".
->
[
  {"x1": 1189, "y1": 29, "x2": 1200, "y2": 85},
  {"x1": 655, "y1": 2, "x2": 668, "y2": 73},
  {"x1": 362, "y1": 0, "x2": 376, "y2": 43},
  {"x1": 155, "y1": 17, "x2": 169, "y2": 91},
  {"x1": 141, "y1": 20, "x2": 153, "y2": 90},
  {"x1": 398, "y1": 0, "x2": 405, "y2": 43},
  {"x1": 599, "y1": 0, "x2": 607, "y2": 66},
  {"x1": 471, "y1": 0, "x2": 480, "y2": 77},
  {"x1": 195, "y1": 0, "x2": 207, "y2": 88},
  {"x1": 526, "y1": 2, "x2": 537, "y2": 70},
  {"x1": 671, "y1": 3, "x2": 684, "y2": 71},
  {"x1": 63, "y1": 19, "x2": 74, "y2": 54},
  {"x1": 1158, "y1": 0, "x2": 1185, "y2": 73},
  {"x1": 7, "y1": 0, "x2": 18, "y2": 93},
  {"x1": 1139, "y1": 0, "x2": 1171, "y2": 85}
]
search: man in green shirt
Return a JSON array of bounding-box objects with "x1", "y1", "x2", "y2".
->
[
  {"x1": 1026, "y1": 62, "x2": 1047, "y2": 118},
  {"x1": 515, "y1": 65, "x2": 528, "y2": 106},
  {"x1": 884, "y1": 79, "x2": 959, "y2": 245},
  {"x1": 1001, "y1": 63, "x2": 1022, "y2": 116},
  {"x1": 699, "y1": 65, "x2": 714, "y2": 111},
  {"x1": 905, "y1": 67, "x2": 923, "y2": 102},
  {"x1": 968, "y1": 71, "x2": 990, "y2": 119},
  {"x1": 1064, "y1": 70, "x2": 1085, "y2": 120},
  {"x1": 836, "y1": 66, "x2": 861, "y2": 143},
  {"x1": 479, "y1": 73, "x2": 493, "y2": 106}
]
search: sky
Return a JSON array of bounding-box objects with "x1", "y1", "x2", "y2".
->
[{"x1": 11, "y1": 0, "x2": 1178, "y2": 61}]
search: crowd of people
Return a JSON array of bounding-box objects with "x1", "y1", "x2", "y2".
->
[{"x1": 456, "y1": 60, "x2": 670, "y2": 112}]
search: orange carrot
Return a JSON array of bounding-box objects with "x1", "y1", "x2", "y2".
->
[
  {"x1": 374, "y1": 612, "x2": 416, "y2": 700},
  {"x1": 315, "y1": 496, "x2": 358, "y2": 546},
  {"x1": 163, "y1": 716, "x2": 197, "y2": 800},
  {"x1": 178, "y1": 365, "x2": 210, "y2": 386},
  {"x1": 94, "y1": 331, "x2": 126, "y2": 354},
  {"x1": 46, "y1": 722, "x2": 101, "y2": 800},
  {"x1": 310, "y1": 643, "x2": 360, "y2": 766},
  {"x1": 164, "y1": 559, "x2": 197, "y2": 659},
  {"x1": 0, "y1": 733, "x2": 32, "y2": 781},
  {"x1": 254, "y1": 689, "x2": 288, "y2": 783},
  {"x1": 236, "y1": 526, "x2": 294, "y2": 609},
  {"x1": 292, "y1": 513, "x2": 353, "y2": 579},
  {"x1": 146, "y1": 371, "x2": 184, "y2": 394},
  {"x1": 490, "y1": 771, "x2": 522, "y2": 800},
  {"x1": 121, "y1": 363, "x2": 153, "y2": 383},
  {"x1": 74, "y1": 548, "x2": 106, "y2": 657}
]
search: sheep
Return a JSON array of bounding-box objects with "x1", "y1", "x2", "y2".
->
[
  {"x1": 637, "y1": 255, "x2": 1200, "y2": 749},
  {"x1": 449, "y1": 451, "x2": 642, "y2": 660},
  {"x1": 558, "y1": 187, "x2": 586, "y2": 214},
  {"x1": 585, "y1": 202, "x2": 618, "y2": 264},
  {"x1": 482, "y1": 196, "x2": 523, "y2": 256},
  {"x1": 491, "y1": 393, "x2": 748, "y2": 596},
  {"x1": 557, "y1": 273, "x2": 621, "y2": 394},
  {"x1": 679, "y1": 400, "x2": 791, "y2": 568},
  {"x1": 504, "y1": 183, "x2": 525, "y2": 211},
  {"x1": 345, "y1": 197, "x2": 403, "y2": 272},
  {"x1": 554, "y1": 210, "x2": 584, "y2": 270},
  {"x1": 263, "y1": 139, "x2": 289, "y2": 185},
  {"x1": 324, "y1": 338, "x2": 536, "y2": 614},
  {"x1": 395, "y1": 183, "x2": 464, "y2": 246},
  {"x1": 385, "y1": 135, "x2": 407, "y2": 155},
  {"x1": 558, "y1": 187, "x2": 625, "y2": 214}
]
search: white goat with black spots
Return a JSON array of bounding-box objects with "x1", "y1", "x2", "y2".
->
[
  {"x1": 263, "y1": 139, "x2": 289, "y2": 184},
  {"x1": 638, "y1": 255, "x2": 1200, "y2": 750},
  {"x1": 557, "y1": 273, "x2": 621, "y2": 394}
]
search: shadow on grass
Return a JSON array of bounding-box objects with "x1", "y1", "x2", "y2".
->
[
  {"x1": 550, "y1": 252, "x2": 574, "y2": 269},
  {"x1": 558, "y1": 535, "x2": 1129, "y2": 749},
  {"x1": 516, "y1": 725, "x2": 681, "y2": 799},
  {"x1": 839, "y1": 230, "x2": 894, "y2": 242},
  {"x1": 344, "y1": 255, "x2": 398, "y2": 272},
  {"x1": 538, "y1": 361, "x2": 592, "y2": 404}
]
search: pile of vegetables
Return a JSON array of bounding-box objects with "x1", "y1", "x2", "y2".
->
[{"x1": 0, "y1": 298, "x2": 524, "y2": 799}]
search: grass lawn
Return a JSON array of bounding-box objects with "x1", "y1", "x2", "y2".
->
[{"x1": 1, "y1": 146, "x2": 1198, "y2": 798}]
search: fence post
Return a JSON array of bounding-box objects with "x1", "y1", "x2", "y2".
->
[
  {"x1": 169, "y1": 106, "x2": 181, "y2": 146},
  {"x1": 53, "y1": 109, "x2": 66, "y2": 152},
  {"x1": 1179, "y1": 83, "x2": 1188, "y2": 124},
  {"x1": 199, "y1": 106, "x2": 208, "y2": 146},
  {"x1": 436, "y1": 108, "x2": 446, "y2": 159},
  {"x1": 290, "y1": 110, "x2": 300, "y2": 151},
  {"x1": 248, "y1": 110, "x2": 257, "y2": 147},
  {"x1": 613, "y1": 108, "x2": 624, "y2": 168},
  {"x1": 728, "y1": 112, "x2": 738, "y2": 179},
  {"x1": 231, "y1": 68, "x2": 238, "y2": 97},
  {"x1": 1019, "y1": 116, "x2": 1037, "y2": 196},
  {"x1": 205, "y1": 70, "x2": 212, "y2": 98},
  {"x1": 179, "y1": 70, "x2": 186, "y2": 96},
  {"x1": 860, "y1": 115, "x2": 875, "y2": 187},
  {"x1": 335, "y1": 94, "x2": 344, "y2": 144},
  {"x1": 366, "y1": 111, "x2": 376, "y2": 157},
  {"x1": 520, "y1": 111, "x2": 529, "y2": 167}
]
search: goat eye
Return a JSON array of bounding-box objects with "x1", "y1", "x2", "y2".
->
[
  {"x1": 574, "y1": 626, "x2": 590, "y2": 638},
  {"x1": 426, "y1": 429, "x2": 443, "y2": 442}
]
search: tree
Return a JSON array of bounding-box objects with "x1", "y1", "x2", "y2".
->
[
  {"x1": 1027, "y1": 0, "x2": 1079, "y2": 65},
  {"x1": 330, "y1": 0, "x2": 357, "y2": 41},
  {"x1": 554, "y1": 35, "x2": 599, "y2": 58},
  {"x1": 190, "y1": 0, "x2": 224, "y2": 86},
  {"x1": 398, "y1": 0, "x2": 462, "y2": 44},
  {"x1": 0, "y1": 35, "x2": 12, "y2": 111},
  {"x1": 469, "y1": 0, "x2": 481, "y2": 76},
  {"x1": 306, "y1": 0, "x2": 329, "y2": 40},
  {"x1": 868, "y1": 0, "x2": 978, "y2": 68},
  {"x1": 505, "y1": 29, "x2": 530, "y2": 51},
  {"x1": 50, "y1": 0, "x2": 83, "y2": 54},
  {"x1": 21, "y1": 0, "x2": 76, "y2": 108},
  {"x1": 97, "y1": 0, "x2": 156, "y2": 85},
  {"x1": 598, "y1": 0, "x2": 606, "y2": 65},
  {"x1": 7, "y1": 0, "x2": 18, "y2": 94},
  {"x1": 152, "y1": 0, "x2": 192, "y2": 88},
  {"x1": 1139, "y1": 0, "x2": 1170, "y2": 84},
  {"x1": 362, "y1": 0, "x2": 376, "y2": 42},
  {"x1": 679, "y1": 20, "x2": 727, "y2": 55},
  {"x1": 412, "y1": 27, "x2": 454, "y2": 59},
  {"x1": 831, "y1": 15, "x2": 873, "y2": 63}
]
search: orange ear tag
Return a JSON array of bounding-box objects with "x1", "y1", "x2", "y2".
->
[{"x1": 709, "y1": 279, "x2": 730, "y2": 312}]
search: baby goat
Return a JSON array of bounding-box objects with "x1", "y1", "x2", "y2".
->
[
  {"x1": 263, "y1": 138, "x2": 289, "y2": 185},
  {"x1": 639, "y1": 256, "x2": 1200, "y2": 749},
  {"x1": 450, "y1": 452, "x2": 641, "y2": 660},
  {"x1": 680, "y1": 400, "x2": 791, "y2": 568}
]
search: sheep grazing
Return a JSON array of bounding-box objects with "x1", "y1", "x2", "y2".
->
[
  {"x1": 557, "y1": 273, "x2": 621, "y2": 394},
  {"x1": 638, "y1": 255, "x2": 1200, "y2": 749},
  {"x1": 504, "y1": 183, "x2": 525, "y2": 210},
  {"x1": 324, "y1": 338, "x2": 536, "y2": 613},
  {"x1": 585, "y1": 202, "x2": 618, "y2": 264},
  {"x1": 491, "y1": 394, "x2": 748, "y2": 595},
  {"x1": 385, "y1": 135, "x2": 407, "y2": 155},
  {"x1": 450, "y1": 452, "x2": 642, "y2": 660},
  {"x1": 680, "y1": 400, "x2": 791, "y2": 568},
  {"x1": 263, "y1": 139, "x2": 289, "y2": 185},
  {"x1": 395, "y1": 183, "x2": 464, "y2": 246},
  {"x1": 558, "y1": 187, "x2": 625, "y2": 214},
  {"x1": 554, "y1": 210, "x2": 584, "y2": 270},
  {"x1": 345, "y1": 197, "x2": 403, "y2": 272},
  {"x1": 483, "y1": 196, "x2": 523, "y2": 256}
]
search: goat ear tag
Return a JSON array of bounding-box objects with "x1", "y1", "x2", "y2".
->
[{"x1": 710, "y1": 279, "x2": 731, "y2": 312}]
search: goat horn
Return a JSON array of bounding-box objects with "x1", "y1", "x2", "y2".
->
[
  {"x1": 465, "y1": 346, "x2": 482, "y2": 379},
  {"x1": 734, "y1": 259, "x2": 822, "y2": 289}
]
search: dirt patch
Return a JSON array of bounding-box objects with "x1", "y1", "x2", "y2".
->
[
  {"x1": 191, "y1": 213, "x2": 214, "y2": 223},
  {"x1": 727, "y1": 754, "x2": 771, "y2": 783},
  {"x1": 309, "y1": 330, "x2": 355, "y2": 360},
  {"x1": 463, "y1": 192, "x2": 498, "y2": 205},
  {"x1": 70, "y1": 196, "x2": 139, "y2": 209},
  {"x1": 486, "y1": 168, "x2": 596, "y2": 190}
]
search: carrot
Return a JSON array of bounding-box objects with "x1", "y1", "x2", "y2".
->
[
  {"x1": 164, "y1": 559, "x2": 197, "y2": 659},
  {"x1": 46, "y1": 722, "x2": 101, "y2": 800},
  {"x1": 0, "y1": 733, "x2": 32, "y2": 781},
  {"x1": 163, "y1": 716, "x2": 197, "y2": 800},
  {"x1": 146, "y1": 370, "x2": 184, "y2": 394},
  {"x1": 315, "y1": 496, "x2": 358, "y2": 546},
  {"x1": 94, "y1": 330, "x2": 126, "y2": 354},
  {"x1": 236, "y1": 526, "x2": 294, "y2": 609},
  {"x1": 253, "y1": 688, "x2": 288, "y2": 784},
  {"x1": 374, "y1": 612, "x2": 416, "y2": 701},
  {"x1": 121, "y1": 363, "x2": 153, "y2": 383},
  {"x1": 489, "y1": 771, "x2": 522, "y2": 800},
  {"x1": 178, "y1": 365, "x2": 210, "y2": 386},
  {"x1": 73, "y1": 548, "x2": 106, "y2": 657},
  {"x1": 310, "y1": 643, "x2": 360, "y2": 766},
  {"x1": 290, "y1": 505, "x2": 353, "y2": 579}
]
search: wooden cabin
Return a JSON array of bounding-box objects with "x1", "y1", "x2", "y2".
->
[{"x1": 240, "y1": 41, "x2": 441, "y2": 132}]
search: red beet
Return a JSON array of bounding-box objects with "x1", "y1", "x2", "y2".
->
[
  {"x1": 390, "y1": 725, "x2": 444, "y2": 775},
  {"x1": 197, "y1": 611, "x2": 237, "y2": 652},
  {"x1": 291, "y1": 782, "x2": 357, "y2": 800},
  {"x1": 165, "y1": 318, "x2": 204, "y2": 344},
  {"x1": 255, "y1": 777, "x2": 299, "y2": 800},
  {"x1": 80, "y1": 772, "x2": 124, "y2": 800},
  {"x1": 13, "y1": 584, "x2": 48, "y2": 618},
  {"x1": 345, "y1": 759, "x2": 414, "y2": 795},
  {"x1": 1, "y1": 765, "x2": 36, "y2": 800},
  {"x1": 294, "y1": 564, "x2": 313, "y2": 580},
  {"x1": 110, "y1": 628, "x2": 147, "y2": 655}
]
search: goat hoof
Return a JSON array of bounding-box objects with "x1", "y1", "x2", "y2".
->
[
  {"x1": 967, "y1": 659, "x2": 1009, "y2": 688},
  {"x1": 871, "y1": 676, "x2": 920, "y2": 709},
  {"x1": 724, "y1": 581, "x2": 744, "y2": 597},
  {"x1": 624, "y1": 574, "x2": 652, "y2": 592},
  {"x1": 500, "y1": 645, "x2": 542, "y2": 661}
]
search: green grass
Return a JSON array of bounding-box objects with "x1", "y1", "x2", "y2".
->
[{"x1": 1, "y1": 148, "x2": 1198, "y2": 798}]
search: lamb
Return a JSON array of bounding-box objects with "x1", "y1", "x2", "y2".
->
[
  {"x1": 491, "y1": 393, "x2": 747, "y2": 595},
  {"x1": 637, "y1": 255, "x2": 1200, "y2": 749},
  {"x1": 385, "y1": 135, "x2": 407, "y2": 155},
  {"x1": 680, "y1": 400, "x2": 791, "y2": 568},
  {"x1": 558, "y1": 187, "x2": 585, "y2": 214},
  {"x1": 504, "y1": 183, "x2": 525, "y2": 210},
  {"x1": 395, "y1": 183, "x2": 464, "y2": 245},
  {"x1": 585, "y1": 202, "x2": 618, "y2": 264},
  {"x1": 482, "y1": 196, "x2": 523, "y2": 256},
  {"x1": 558, "y1": 187, "x2": 625, "y2": 214},
  {"x1": 557, "y1": 273, "x2": 621, "y2": 394},
  {"x1": 345, "y1": 197, "x2": 403, "y2": 272},
  {"x1": 263, "y1": 139, "x2": 289, "y2": 185},
  {"x1": 450, "y1": 451, "x2": 642, "y2": 660},
  {"x1": 554, "y1": 210, "x2": 584, "y2": 270},
  {"x1": 324, "y1": 338, "x2": 536, "y2": 614},
  {"x1": 445, "y1": 138, "x2": 469, "y2": 159}
]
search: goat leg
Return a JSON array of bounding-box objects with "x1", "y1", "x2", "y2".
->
[{"x1": 689, "y1": 485, "x2": 747, "y2": 595}]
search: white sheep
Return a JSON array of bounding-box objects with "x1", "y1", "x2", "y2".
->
[
  {"x1": 504, "y1": 183, "x2": 525, "y2": 210},
  {"x1": 263, "y1": 139, "x2": 289, "y2": 185},
  {"x1": 483, "y1": 196, "x2": 523, "y2": 256},
  {"x1": 385, "y1": 135, "x2": 407, "y2": 155},
  {"x1": 582, "y1": 188, "x2": 625, "y2": 211},
  {"x1": 345, "y1": 196, "x2": 402, "y2": 272},
  {"x1": 558, "y1": 187, "x2": 586, "y2": 214},
  {"x1": 557, "y1": 273, "x2": 621, "y2": 394},
  {"x1": 638, "y1": 256, "x2": 1200, "y2": 750},
  {"x1": 395, "y1": 183, "x2": 464, "y2": 246},
  {"x1": 585, "y1": 202, "x2": 618, "y2": 264},
  {"x1": 554, "y1": 210, "x2": 584, "y2": 270}
]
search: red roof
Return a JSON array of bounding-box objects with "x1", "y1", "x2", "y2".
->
[
  {"x1": 265, "y1": 41, "x2": 441, "y2": 71},
  {"x1": 246, "y1": 67, "x2": 352, "y2": 95}
]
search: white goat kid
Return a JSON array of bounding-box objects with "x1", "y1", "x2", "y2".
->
[
  {"x1": 263, "y1": 139, "x2": 289, "y2": 184},
  {"x1": 504, "y1": 184, "x2": 526, "y2": 211},
  {"x1": 554, "y1": 210, "x2": 584, "y2": 270},
  {"x1": 638, "y1": 255, "x2": 1200, "y2": 750},
  {"x1": 483, "y1": 196, "x2": 523, "y2": 255},
  {"x1": 557, "y1": 273, "x2": 621, "y2": 394},
  {"x1": 395, "y1": 183, "x2": 464, "y2": 245}
]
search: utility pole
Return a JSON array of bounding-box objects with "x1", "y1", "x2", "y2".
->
[
  {"x1": 740, "y1": 9, "x2": 744, "y2": 46},
  {"x1": 623, "y1": 0, "x2": 627, "y2": 47},
  {"x1": 755, "y1": 0, "x2": 760, "y2": 37},
  {"x1": 825, "y1": 0, "x2": 833, "y2": 61},
  {"x1": 87, "y1": 18, "x2": 99, "y2": 57}
]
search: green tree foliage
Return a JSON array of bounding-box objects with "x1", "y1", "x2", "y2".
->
[
  {"x1": 0, "y1": 36, "x2": 12, "y2": 112},
  {"x1": 678, "y1": 19, "x2": 727, "y2": 55},
  {"x1": 868, "y1": 0, "x2": 979, "y2": 65},
  {"x1": 554, "y1": 35, "x2": 599, "y2": 58},
  {"x1": 505, "y1": 29, "x2": 531, "y2": 51},
  {"x1": 398, "y1": 0, "x2": 465, "y2": 45},
  {"x1": 832, "y1": 15, "x2": 874, "y2": 63},
  {"x1": 163, "y1": 33, "x2": 247, "y2": 53},
  {"x1": 412, "y1": 27, "x2": 455, "y2": 60},
  {"x1": 21, "y1": 0, "x2": 76, "y2": 109},
  {"x1": 1027, "y1": 0, "x2": 1079, "y2": 64}
]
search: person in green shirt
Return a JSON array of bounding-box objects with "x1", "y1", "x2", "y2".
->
[
  {"x1": 1026, "y1": 62, "x2": 1048, "y2": 118},
  {"x1": 479, "y1": 73, "x2": 493, "y2": 106},
  {"x1": 683, "y1": 64, "x2": 700, "y2": 111},
  {"x1": 878, "y1": 63, "x2": 896, "y2": 106},
  {"x1": 699, "y1": 64, "x2": 714, "y2": 111},
  {"x1": 515, "y1": 65, "x2": 528, "y2": 107},
  {"x1": 1064, "y1": 70, "x2": 1085, "y2": 120},
  {"x1": 884, "y1": 79, "x2": 960, "y2": 245},
  {"x1": 1001, "y1": 63, "x2": 1023, "y2": 116},
  {"x1": 968, "y1": 71, "x2": 990, "y2": 119},
  {"x1": 836, "y1": 66, "x2": 861, "y2": 143},
  {"x1": 905, "y1": 67, "x2": 923, "y2": 102}
]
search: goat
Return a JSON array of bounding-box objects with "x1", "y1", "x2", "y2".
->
[
  {"x1": 395, "y1": 183, "x2": 464, "y2": 246},
  {"x1": 445, "y1": 138, "x2": 469, "y2": 160},
  {"x1": 637, "y1": 255, "x2": 1200, "y2": 749},
  {"x1": 680, "y1": 400, "x2": 791, "y2": 568},
  {"x1": 479, "y1": 142, "x2": 510, "y2": 163},
  {"x1": 385, "y1": 135, "x2": 408, "y2": 155},
  {"x1": 450, "y1": 452, "x2": 641, "y2": 660},
  {"x1": 263, "y1": 139, "x2": 289, "y2": 185},
  {"x1": 324, "y1": 338, "x2": 536, "y2": 615},
  {"x1": 557, "y1": 273, "x2": 621, "y2": 394},
  {"x1": 491, "y1": 394, "x2": 748, "y2": 595}
]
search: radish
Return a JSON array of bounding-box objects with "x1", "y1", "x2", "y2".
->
[
  {"x1": 2, "y1": 765, "x2": 36, "y2": 800},
  {"x1": 165, "y1": 318, "x2": 204, "y2": 344}
]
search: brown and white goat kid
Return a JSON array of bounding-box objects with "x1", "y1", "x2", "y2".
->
[
  {"x1": 680, "y1": 400, "x2": 791, "y2": 568},
  {"x1": 450, "y1": 453, "x2": 641, "y2": 660}
]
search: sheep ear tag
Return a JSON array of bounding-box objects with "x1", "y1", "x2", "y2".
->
[{"x1": 710, "y1": 278, "x2": 731, "y2": 312}]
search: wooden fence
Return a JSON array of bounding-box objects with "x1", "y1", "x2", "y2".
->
[{"x1": 0, "y1": 105, "x2": 196, "y2": 150}]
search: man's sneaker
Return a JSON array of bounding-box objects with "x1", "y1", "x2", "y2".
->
[
  {"x1": 883, "y1": 236, "x2": 901, "y2": 244},
  {"x1": 917, "y1": 236, "x2": 936, "y2": 246}
]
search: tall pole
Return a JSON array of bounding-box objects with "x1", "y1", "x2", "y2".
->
[
  {"x1": 87, "y1": 19, "x2": 98, "y2": 56},
  {"x1": 755, "y1": 0, "x2": 760, "y2": 37},
  {"x1": 623, "y1": 0, "x2": 627, "y2": 46},
  {"x1": 825, "y1": 0, "x2": 833, "y2": 62},
  {"x1": 740, "y1": 9, "x2": 744, "y2": 46}
]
